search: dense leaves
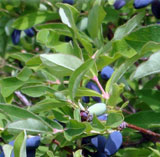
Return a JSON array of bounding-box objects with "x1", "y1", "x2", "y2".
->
[{"x1": 0, "y1": 0, "x2": 160, "y2": 156}]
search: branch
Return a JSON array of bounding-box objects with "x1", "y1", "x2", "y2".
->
[
  {"x1": 14, "y1": 91, "x2": 32, "y2": 106},
  {"x1": 126, "y1": 123, "x2": 160, "y2": 138},
  {"x1": 120, "y1": 122, "x2": 160, "y2": 138}
]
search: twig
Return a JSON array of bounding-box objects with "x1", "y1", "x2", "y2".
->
[
  {"x1": 125, "y1": 122, "x2": 160, "y2": 138},
  {"x1": 15, "y1": 91, "x2": 32, "y2": 106},
  {"x1": 92, "y1": 76, "x2": 110, "y2": 99}
]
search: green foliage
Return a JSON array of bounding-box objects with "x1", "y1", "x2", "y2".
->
[{"x1": 0, "y1": 0, "x2": 160, "y2": 156}]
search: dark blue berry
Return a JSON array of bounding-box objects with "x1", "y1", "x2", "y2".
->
[
  {"x1": 65, "y1": 36, "x2": 72, "y2": 42},
  {"x1": 101, "y1": 66, "x2": 114, "y2": 81},
  {"x1": 63, "y1": 0, "x2": 74, "y2": 5},
  {"x1": 26, "y1": 136, "x2": 40, "y2": 149},
  {"x1": 97, "y1": 114, "x2": 108, "y2": 121},
  {"x1": 104, "y1": 131, "x2": 123, "y2": 156},
  {"x1": 152, "y1": 0, "x2": 160, "y2": 19},
  {"x1": 93, "y1": 151, "x2": 106, "y2": 157},
  {"x1": 26, "y1": 149, "x2": 36, "y2": 157},
  {"x1": 134, "y1": 0, "x2": 153, "y2": 9},
  {"x1": 11, "y1": 29, "x2": 21, "y2": 45},
  {"x1": 82, "y1": 96, "x2": 90, "y2": 103},
  {"x1": 91, "y1": 135, "x2": 108, "y2": 152},
  {"x1": 86, "y1": 81, "x2": 101, "y2": 102},
  {"x1": 114, "y1": 0, "x2": 126, "y2": 10},
  {"x1": 24, "y1": 28, "x2": 35, "y2": 37}
]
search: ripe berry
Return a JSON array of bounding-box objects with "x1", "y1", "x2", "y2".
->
[
  {"x1": 11, "y1": 29, "x2": 21, "y2": 45},
  {"x1": 82, "y1": 96, "x2": 90, "y2": 103},
  {"x1": 114, "y1": 0, "x2": 126, "y2": 10},
  {"x1": 24, "y1": 28, "x2": 35, "y2": 37},
  {"x1": 26, "y1": 136, "x2": 40, "y2": 149},
  {"x1": 104, "y1": 131, "x2": 123, "y2": 156},
  {"x1": 93, "y1": 151, "x2": 106, "y2": 157},
  {"x1": 133, "y1": 0, "x2": 153, "y2": 9},
  {"x1": 152, "y1": 0, "x2": 160, "y2": 19},
  {"x1": 63, "y1": 0, "x2": 74, "y2": 5},
  {"x1": 101, "y1": 66, "x2": 114, "y2": 81},
  {"x1": 86, "y1": 81, "x2": 101, "y2": 102},
  {"x1": 91, "y1": 135, "x2": 108, "y2": 152}
]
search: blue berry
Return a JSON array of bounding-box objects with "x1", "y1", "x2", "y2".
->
[
  {"x1": 11, "y1": 29, "x2": 21, "y2": 45},
  {"x1": 24, "y1": 28, "x2": 35, "y2": 37},
  {"x1": 104, "y1": 131, "x2": 123, "y2": 156},
  {"x1": 152, "y1": 0, "x2": 160, "y2": 19},
  {"x1": 63, "y1": 0, "x2": 74, "y2": 5},
  {"x1": 133, "y1": 0, "x2": 153, "y2": 9},
  {"x1": 91, "y1": 135, "x2": 107, "y2": 152},
  {"x1": 101, "y1": 66, "x2": 114, "y2": 81},
  {"x1": 82, "y1": 96, "x2": 90, "y2": 103},
  {"x1": 26, "y1": 136, "x2": 40, "y2": 149},
  {"x1": 86, "y1": 81, "x2": 101, "y2": 102},
  {"x1": 114, "y1": 0, "x2": 126, "y2": 10},
  {"x1": 97, "y1": 114, "x2": 108, "y2": 121},
  {"x1": 93, "y1": 151, "x2": 106, "y2": 157}
]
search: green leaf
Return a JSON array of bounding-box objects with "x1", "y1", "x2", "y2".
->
[
  {"x1": 40, "y1": 54, "x2": 83, "y2": 76},
  {"x1": 108, "y1": 83, "x2": 124, "y2": 106},
  {"x1": 9, "y1": 53, "x2": 34, "y2": 63},
  {"x1": 87, "y1": 0, "x2": 106, "y2": 38},
  {"x1": 69, "y1": 59, "x2": 94, "y2": 100},
  {"x1": 36, "y1": 23, "x2": 72, "y2": 37},
  {"x1": 29, "y1": 98, "x2": 68, "y2": 113},
  {"x1": 125, "y1": 111, "x2": 160, "y2": 129},
  {"x1": 0, "y1": 77, "x2": 24, "y2": 97},
  {"x1": 3, "y1": 144, "x2": 13, "y2": 157},
  {"x1": 64, "y1": 120, "x2": 86, "y2": 141},
  {"x1": 125, "y1": 25, "x2": 160, "y2": 52},
  {"x1": 106, "y1": 54, "x2": 140, "y2": 93},
  {"x1": 73, "y1": 149, "x2": 83, "y2": 157},
  {"x1": 21, "y1": 85, "x2": 55, "y2": 97},
  {"x1": 12, "y1": 11, "x2": 59, "y2": 30},
  {"x1": 106, "y1": 113, "x2": 123, "y2": 128},
  {"x1": 136, "y1": 89, "x2": 160, "y2": 112},
  {"x1": 17, "y1": 67, "x2": 32, "y2": 81},
  {"x1": 8, "y1": 118, "x2": 52, "y2": 133},
  {"x1": 132, "y1": 51, "x2": 160, "y2": 79},
  {"x1": 113, "y1": 12, "x2": 145, "y2": 40},
  {"x1": 73, "y1": 109, "x2": 81, "y2": 122},
  {"x1": 14, "y1": 131, "x2": 27, "y2": 157},
  {"x1": 111, "y1": 39, "x2": 137, "y2": 58},
  {"x1": 91, "y1": 114, "x2": 105, "y2": 131},
  {"x1": 0, "y1": 104, "x2": 53, "y2": 130},
  {"x1": 57, "y1": 3, "x2": 79, "y2": 31}
]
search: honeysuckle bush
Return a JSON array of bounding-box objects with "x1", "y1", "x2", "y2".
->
[{"x1": 0, "y1": 0, "x2": 160, "y2": 156}]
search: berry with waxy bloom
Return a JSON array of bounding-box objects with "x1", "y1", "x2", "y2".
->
[
  {"x1": 114, "y1": 0, "x2": 126, "y2": 10},
  {"x1": 101, "y1": 66, "x2": 114, "y2": 81},
  {"x1": 133, "y1": 0, "x2": 154, "y2": 9}
]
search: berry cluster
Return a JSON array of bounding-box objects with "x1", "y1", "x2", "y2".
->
[
  {"x1": 83, "y1": 132, "x2": 123, "y2": 157},
  {"x1": 11, "y1": 28, "x2": 35, "y2": 45},
  {"x1": 0, "y1": 136, "x2": 40, "y2": 157},
  {"x1": 114, "y1": 0, "x2": 160, "y2": 19},
  {"x1": 80, "y1": 65, "x2": 123, "y2": 156}
]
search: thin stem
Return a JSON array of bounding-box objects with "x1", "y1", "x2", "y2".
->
[
  {"x1": 122, "y1": 122, "x2": 160, "y2": 138},
  {"x1": 15, "y1": 91, "x2": 31, "y2": 106},
  {"x1": 92, "y1": 76, "x2": 110, "y2": 99}
]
